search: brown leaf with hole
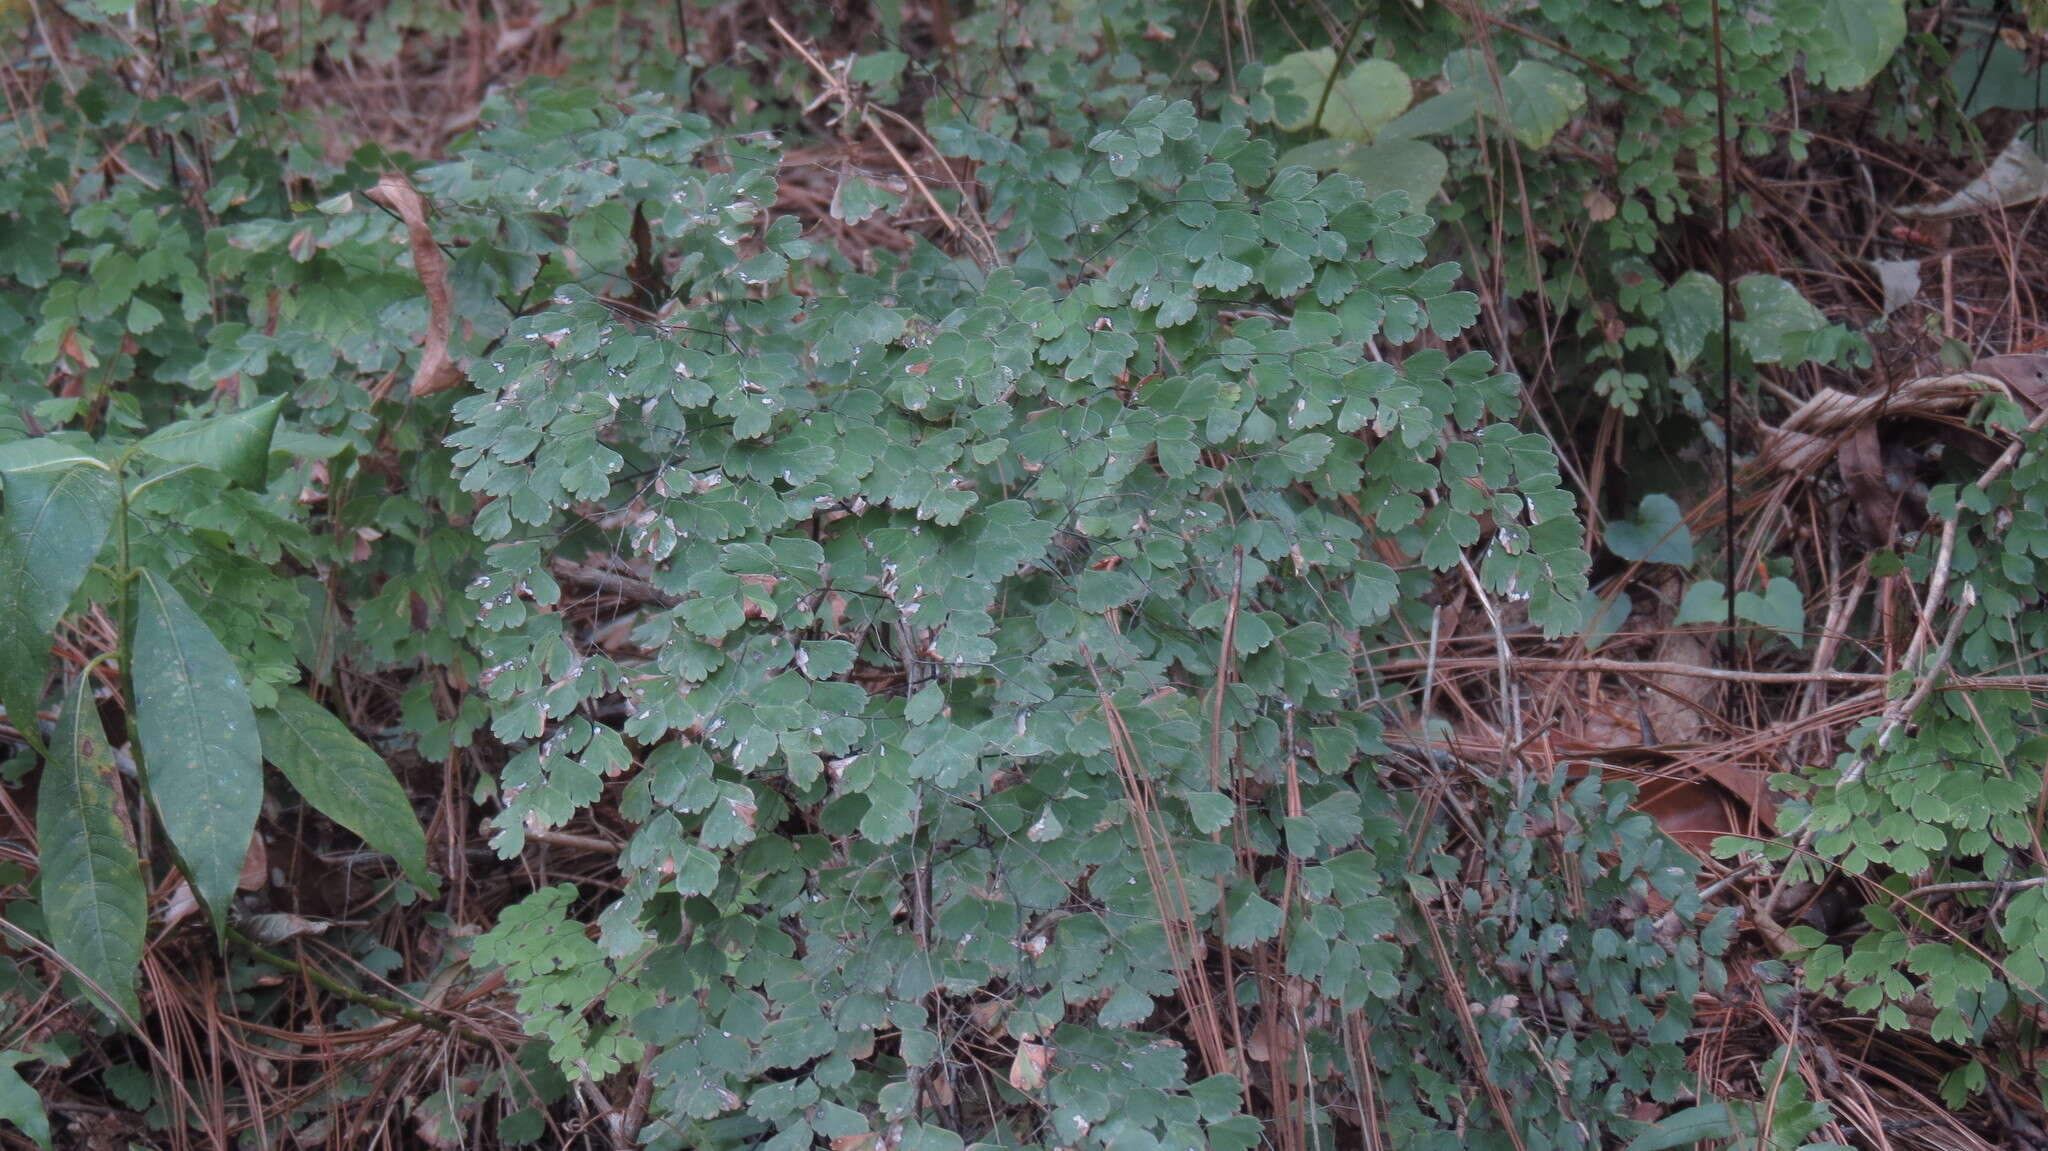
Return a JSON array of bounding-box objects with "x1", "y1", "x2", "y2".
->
[{"x1": 364, "y1": 174, "x2": 465, "y2": 397}]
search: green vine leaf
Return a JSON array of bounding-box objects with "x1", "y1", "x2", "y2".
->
[{"x1": 133, "y1": 571, "x2": 263, "y2": 938}]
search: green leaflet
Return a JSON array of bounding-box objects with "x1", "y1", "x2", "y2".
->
[
  {"x1": 1499, "y1": 60, "x2": 1587, "y2": 150},
  {"x1": 36, "y1": 674, "x2": 146, "y2": 1024},
  {"x1": 132, "y1": 571, "x2": 262, "y2": 938},
  {"x1": 257, "y1": 686, "x2": 435, "y2": 893},
  {"x1": 135, "y1": 394, "x2": 283, "y2": 489},
  {"x1": 0, "y1": 458, "x2": 118, "y2": 738}
]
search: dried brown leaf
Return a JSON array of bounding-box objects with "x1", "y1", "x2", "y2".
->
[{"x1": 364, "y1": 174, "x2": 464, "y2": 397}]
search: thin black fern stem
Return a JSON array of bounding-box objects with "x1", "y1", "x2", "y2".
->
[{"x1": 1711, "y1": 0, "x2": 1737, "y2": 642}]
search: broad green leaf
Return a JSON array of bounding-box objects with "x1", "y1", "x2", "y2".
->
[
  {"x1": 0, "y1": 1053, "x2": 49, "y2": 1150},
  {"x1": 1276, "y1": 137, "x2": 1361, "y2": 172},
  {"x1": 136, "y1": 395, "x2": 284, "y2": 489},
  {"x1": 1662, "y1": 272, "x2": 1723, "y2": 372},
  {"x1": 1339, "y1": 139, "x2": 1450, "y2": 205},
  {"x1": 1735, "y1": 275, "x2": 1827, "y2": 365},
  {"x1": 1605, "y1": 494, "x2": 1693, "y2": 565},
  {"x1": 1319, "y1": 59, "x2": 1412, "y2": 143},
  {"x1": 258, "y1": 687, "x2": 435, "y2": 892},
  {"x1": 1678, "y1": 577, "x2": 1806, "y2": 646},
  {"x1": 1806, "y1": 0, "x2": 1906, "y2": 90},
  {"x1": 36, "y1": 674, "x2": 146, "y2": 1024},
  {"x1": 0, "y1": 439, "x2": 96, "y2": 472},
  {"x1": 1501, "y1": 60, "x2": 1587, "y2": 149},
  {"x1": 0, "y1": 459, "x2": 118, "y2": 737},
  {"x1": 133, "y1": 572, "x2": 263, "y2": 938},
  {"x1": 1379, "y1": 88, "x2": 1478, "y2": 142},
  {"x1": 1951, "y1": 32, "x2": 2048, "y2": 116}
]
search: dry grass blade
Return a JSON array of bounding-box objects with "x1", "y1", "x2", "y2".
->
[
  {"x1": 1078, "y1": 645, "x2": 1233, "y2": 1083},
  {"x1": 764, "y1": 15, "x2": 998, "y2": 268}
]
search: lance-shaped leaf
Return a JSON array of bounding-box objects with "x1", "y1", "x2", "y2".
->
[
  {"x1": 133, "y1": 572, "x2": 262, "y2": 938},
  {"x1": 135, "y1": 395, "x2": 284, "y2": 489},
  {"x1": 0, "y1": 459, "x2": 117, "y2": 737},
  {"x1": 36, "y1": 675, "x2": 146, "y2": 1024},
  {"x1": 258, "y1": 687, "x2": 436, "y2": 893}
]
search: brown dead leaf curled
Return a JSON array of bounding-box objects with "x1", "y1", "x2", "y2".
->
[
  {"x1": 364, "y1": 174, "x2": 465, "y2": 397},
  {"x1": 1896, "y1": 136, "x2": 2048, "y2": 220}
]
